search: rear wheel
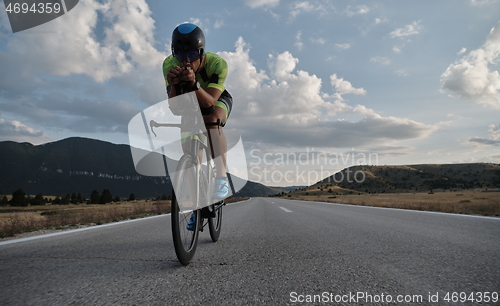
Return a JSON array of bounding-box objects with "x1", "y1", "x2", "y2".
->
[
  {"x1": 171, "y1": 155, "x2": 199, "y2": 265},
  {"x1": 208, "y1": 203, "x2": 222, "y2": 242}
]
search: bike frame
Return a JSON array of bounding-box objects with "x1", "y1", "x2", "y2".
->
[{"x1": 150, "y1": 116, "x2": 222, "y2": 219}]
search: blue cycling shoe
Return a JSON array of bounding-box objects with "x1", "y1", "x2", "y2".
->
[
  {"x1": 213, "y1": 177, "x2": 229, "y2": 199},
  {"x1": 186, "y1": 212, "x2": 196, "y2": 231}
]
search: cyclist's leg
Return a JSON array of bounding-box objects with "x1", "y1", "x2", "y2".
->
[
  {"x1": 203, "y1": 94, "x2": 231, "y2": 198},
  {"x1": 203, "y1": 104, "x2": 228, "y2": 176},
  {"x1": 203, "y1": 91, "x2": 231, "y2": 169}
]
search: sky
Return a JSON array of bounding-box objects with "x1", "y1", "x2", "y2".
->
[{"x1": 1, "y1": 0, "x2": 500, "y2": 186}]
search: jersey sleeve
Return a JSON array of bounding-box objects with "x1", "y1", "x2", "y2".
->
[
  {"x1": 162, "y1": 55, "x2": 178, "y2": 88},
  {"x1": 207, "y1": 55, "x2": 228, "y2": 93}
]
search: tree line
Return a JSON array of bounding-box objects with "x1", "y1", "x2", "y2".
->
[{"x1": 0, "y1": 189, "x2": 139, "y2": 207}]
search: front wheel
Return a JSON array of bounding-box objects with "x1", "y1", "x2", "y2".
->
[{"x1": 171, "y1": 155, "x2": 200, "y2": 265}]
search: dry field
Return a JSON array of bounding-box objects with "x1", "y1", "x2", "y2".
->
[
  {"x1": 0, "y1": 197, "x2": 249, "y2": 239},
  {"x1": 0, "y1": 200, "x2": 171, "y2": 238},
  {"x1": 283, "y1": 190, "x2": 500, "y2": 216}
]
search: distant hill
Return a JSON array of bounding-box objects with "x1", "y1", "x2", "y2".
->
[
  {"x1": 267, "y1": 185, "x2": 307, "y2": 196},
  {"x1": 0, "y1": 137, "x2": 277, "y2": 199},
  {"x1": 285, "y1": 163, "x2": 500, "y2": 196}
]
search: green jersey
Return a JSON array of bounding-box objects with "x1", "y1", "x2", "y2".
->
[{"x1": 162, "y1": 52, "x2": 228, "y2": 93}]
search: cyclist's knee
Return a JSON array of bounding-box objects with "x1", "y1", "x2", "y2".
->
[{"x1": 203, "y1": 106, "x2": 226, "y2": 128}]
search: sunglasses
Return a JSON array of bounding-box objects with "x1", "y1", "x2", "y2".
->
[{"x1": 175, "y1": 49, "x2": 200, "y2": 62}]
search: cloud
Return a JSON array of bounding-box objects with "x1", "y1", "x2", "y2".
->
[
  {"x1": 346, "y1": 5, "x2": 370, "y2": 17},
  {"x1": 3, "y1": 0, "x2": 165, "y2": 83},
  {"x1": 330, "y1": 74, "x2": 367, "y2": 96},
  {"x1": 288, "y1": 1, "x2": 331, "y2": 21},
  {"x1": 310, "y1": 38, "x2": 326, "y2": 45},
  {"x1": 188, "y1": 18, "x2": 204, "y2": 29},
  {"x1": 470, "y1": 0, "x2": 499, "y2": 5},
  {"x1": 361, "y1": 16, "x2": 388, "y2": 36},
  {"x1": 395, "y1": 69, "x2": 409, "y2": 77},
  {"x1": 214, "y1": 20, "x2": 224, "y2": 29},
  {"x1": 0, "y1": 119, "x2": 52, "y2": 144},
  {"x1": 295, "y1": 31, "x2": 303, "y2": 50},
  {"x1": 489, "y1": 124, "x2": 500, "y2": 139},
  {"x1": 245, "y1": 0, "x2": 280, "y2": 9},
  {"x1": 441, "y1": 21, "x2": 500, "y2": 109},
  {"x1": 389, "y1": 22, "x2": 421, "y2": 53},
  {"x1": 466, "y1": 124, "x2": 500, "y2": 146},
  {"x1": 390, "y1": 21, "x2": 423, "y2": 38},
  {"x1": 1, "y1": 91, "x2": 141, "y2": 134},
  {"x1": 218, "y1": 38, "x2": 436, "y2": 150},
  {"x1": 468, "y1": 137, "x2": 500, "y2": 146},
  {"x1": 335, "y1": 43, "x2": 350, "y2": 50},
  {"x1": 241, "y1": 112, "x2": 437, "y2": 150},
  {"x1": 186, "y1": 18, "x2": 224, "y2": 33},
  {"x1": 292, "y1": 1, "x2": 316, "y2": 12},
  {"x1": 218, "y1": 37, "x2": 268, "y2": 92},
  {"x1": 0, "y1": 0, "x2": 166, "y2": 137},
  {"x1": 1, "y1": 0, "x2": 166, "y2": 105},
  {"x1": 370, "y1": 56, "x2": 392, "y2": 65}
]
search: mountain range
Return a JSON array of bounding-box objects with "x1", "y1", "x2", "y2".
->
[
  {"x1": 2, "y1": 137, "x2": 499, "y2": 200},
  {"x1": 307, "y1": 163, "x2": 500, "y2": 194},
  {"x1": 0, "y1": 137, "x2": 276, "y2": 199}
]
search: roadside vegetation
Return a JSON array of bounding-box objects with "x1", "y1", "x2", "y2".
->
[
  {"x1": 0, "y1": 188, "x2": 248, "y2": 239},
  {"x1": 275, "y1": 187, "x2": 500, "y2": 216},
  {"x1": 0, "y1": 200, "x2": 171, "y2": 239}
]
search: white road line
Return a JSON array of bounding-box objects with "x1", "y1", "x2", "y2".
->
[{"x1": 280, "y1": 207, "x2": 292, "y2": 213}]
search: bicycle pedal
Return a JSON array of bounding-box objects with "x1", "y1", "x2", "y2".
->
[
  {"x1": 216, "y1": 200, "x2": 225, "y2": 208},
  {"x1": 201, "y1": 207, "x2": 215, "y2": 218}
]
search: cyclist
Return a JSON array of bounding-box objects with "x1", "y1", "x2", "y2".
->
[{"x1": 163, "y1": 23, "x2": 232, "y2": 228}]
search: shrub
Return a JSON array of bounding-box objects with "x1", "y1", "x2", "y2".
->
[
  {"x1": 30, "y1": 193, "x2": 46, "y2": 206},
  {"x1": 10, "y1": 189, "x2": 28, "y2": 207},
  {"x1": 89, "y1": 190, "x2": 100, "y2": 204},
  {"x1": 0, "y1": 195, "x2": 9, "y2": 206},
  {"x1": 71, "y1": 193, "x2": 78, "y2": 204},
  {"x1": 99, "y1": 189, "x2": 113, "y2": 204}
]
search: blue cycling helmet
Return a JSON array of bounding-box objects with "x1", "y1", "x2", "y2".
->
[{"x1": 171, "y1": 23, "x2": 205, "y2": 57}]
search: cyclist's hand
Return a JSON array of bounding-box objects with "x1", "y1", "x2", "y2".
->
[
  {"x1": 181, "y1": 67, "x2": 196, "y2": 85},
  {"x1": 166, "y1": 66, "x2": 183, "y2": 85}
]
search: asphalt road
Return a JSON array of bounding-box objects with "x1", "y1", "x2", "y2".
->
[{"x1": 1, "y1": 198, "x2": 499, "y2": 305}]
